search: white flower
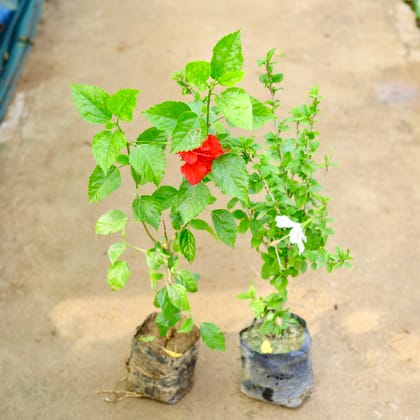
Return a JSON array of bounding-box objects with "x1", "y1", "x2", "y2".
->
[{"x1": 275, "y1": 215, "x2": 307, "y2": 254}]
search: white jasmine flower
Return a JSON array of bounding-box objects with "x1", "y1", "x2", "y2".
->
[{"x1": 275, "y1": 215, "x2": 307, "y2": 254}]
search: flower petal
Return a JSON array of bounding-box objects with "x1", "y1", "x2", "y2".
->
[
  {"x1": 289, "y1": 225, "x2": 307, "y2": 255},
  {"x1": 275, "y1": 215, "x2": 297, "y2": 229},
  {"x1": 180, "y1": 161, "x2": 211, "y2": 185},
  {"x1": 178, "y1": 150, "x2": 198, "y2": 164}
]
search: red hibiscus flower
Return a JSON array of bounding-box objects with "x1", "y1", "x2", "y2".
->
[{"x1": 178, "y1": 135, "x2": 225, "y2": 185}]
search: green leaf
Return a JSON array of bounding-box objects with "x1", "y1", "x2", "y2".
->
[
  {"x1": 129, "y1": 144, "x2": 166, "y2": 186},
  {"x1": 190, "y1": 219, "x2": 217, "y2": 238},
  {"x1": 237, "y1": 284, "x2": 256, "y2": 300},
  {"x1": 217, "y1": 70, "x2": 245, "y2": 87},
  {"x1": 210, "y1": 30, "x2": 243, "y2": 85},
  {"x1": 211, "y1": 154, "x2": 248, "y2": 202},
  {"x1": 185, "y1": 61, "x2": 210, "y2": 91},
  {"x1": 171, "y1": 111, "x2": 202, "y2": 153},
  {"x1": 143, "y1": 101, "x2": 190, "y2": 134},
  {"x1": 88, "y1": 165, "x2": 121, "y2": 203},
  {"x1": 116, "y1": 154, "x2": 129, "y2": 165},
  {"x1": 216, "y1": 88, "x2": 253, "y2": 130},
  {"x1": 107, "y1": 261, "x2": 130, "y2": 290},
  {"x1": 200, "y1": 322, "x2": 226, "y2": 351},
  {"x1": 249, "y1": 298, "x2": 265, "y2": 318},
  {"x1": 238, "y1": 219, "x2": 250, "y2": 234},
  {"x1": 167, "y1": 284, "x2": 190, "y2": 311},
  {"x1": 107, "y1": 88, "x2": 139, "y2": 121},
  {"x1": 152, "y1": 186, "x2": 178, "y2": 210},
  {"x1": 146, "y1": 248, "x2": 166, "y2": 271},
  {"x1": 178, "y1": 318, "x2": 194, "y2": 333},
  {"x1": 171, "y1": 181, "x2": 212, "y2": 225},
  {"x1": 179, "y1": 229, "x2": 196, "y2": 263},
  {"x1": 71, "y1": 84, "x2": 111, "y2": 124},
  {"x1": 251, "y1": 96, "x2": 275, "y2": 129},
  {"x1": 132, "y1": 196, "x2": 161, "y2": 230},
  {"x1": 176, "y1": 269, "x2": 199, "y2": 293},
  {"x1": 92, "y1": 130, "x2": 127, "y2": 175},
  {"x1": 136, "y1": 127, "x2": 167, "y2": 147},
  {"x1": 108, "y1": 243, "x2": 126, "y2": 264},
  {"x1": 96, "y1": 210, "x2": 128, "y2": 235},
  {"x1": 211, "y1": 209, "x2": 236, "y2": 247}
]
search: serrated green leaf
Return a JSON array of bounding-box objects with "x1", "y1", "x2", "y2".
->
[
  {"x1": 176, "y1": 269, "x2": 199, "y2": 293},
  {"x1": 167, "y1": 283, "x2": 190, "y2": 311},
  {"x1": 190, "y1": 219, "x2": 217, "y2": 238},
  {"x1": 107, "y1": 88, "x2": 139, "y2": 121},
  {"x1": 146, "y1": 248, "x2": 166, "y2": 271},
  {"x1": 216, "y1": 88, "x2": 253, "y2": 130},
  {"x1": 211, "y1": 209, "x2": 237, "y2": 247},
  {"x1": 211, "y1": 154, "x2": 248, "y2": 202},
  {"x1": 217, "y1": 70, "x2": 245, "y2": 87},
  {"x1": 200, "y1": 322, "x2": 226, "y2": 351},
  {"x1": 71, "y1": 84, "x2": 111, "y2": 124},
  {"x1": 152, "y1": 186, "x2": 178, "y2": 210},
  {"x1": 171, "y1": 111, "x2": 202, "y2": 153},
  {"x1": 92, "y1": 130, "x2": 127, "y2": 175},
  {"x1": 178, "y1": 318, "x2": 194, "y2": 333},
  {"x1": 249, "y1": 298, "x2": 265, "y2": 317},
  {"x1": 88, "y1": 165, "x2": 121, "y2": 203},
  {"x1": 185, "y1": 61, "x2": 210, "y2": 91},
  {"x1": 210, "y1": 30, "x2": 243, "y2": 86},
  {"x1": 129, "y1": 144, "x2": 166, "y2": 186},
  {"x1": 251, "y1": 96, "x2": 275, "y2": 129},
  {"x1": 143, "y1": 101, "x2": 190, "y2": 133},
  {"x1": 108, "y1": 243, "x2": 126, "y2": 264},
  {"x1": 156, "y1": 310, "x2": 181, "y2": 337},
  {"x1": 132, "y1": 196, "x2": 161, "y2": 230},
  {"x1": 179, "y1": 229, "x2": 196, "y2": 263},
  {"x1": 171, "y1": 181, "x2": 212, "y2": 225},
  {"x1": 96, "y1": 210, "x2": 128, "y2": 235},
  {"x1": 136, "y1": 127, "x2": 167, "y2": 147},
  {"x1": 107, "y1": 260, "x2": 130, "y2": 290}
]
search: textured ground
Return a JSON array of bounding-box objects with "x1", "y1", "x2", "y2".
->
[{"x1": 1, "y1": 1, "x2": 420, "y2": 419}]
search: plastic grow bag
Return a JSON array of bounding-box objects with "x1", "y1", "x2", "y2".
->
[{"x1": 0, "y1": 0, "x2": 44, "y2": 123}]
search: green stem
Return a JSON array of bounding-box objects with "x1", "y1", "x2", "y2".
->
[
  {"x1": 125, "y1": 241, "x2": 147, "y2": 253},
  {"x1": 205, "y1": 85, "x2": 214, "y2": 135}
]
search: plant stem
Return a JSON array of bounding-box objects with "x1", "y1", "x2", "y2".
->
[
  {"x1": 205, "y1": 84, "x2": 214, "y2": 135},
  {"x1": 141, "y1": 221, "x2": 157, "y2": 243},
  {"x1": 125, "y1": 241, "x2": 147, "y2": 253}
]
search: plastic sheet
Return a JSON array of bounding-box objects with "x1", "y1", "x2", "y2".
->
[
  {"x1": 126, "y1": 312, "x2": 201, "y2": 404},
  {"x1": 0, "y1": 0, "x2": 44, "y2": 122},
  {"x1": 239, "y1": 314, "x2": 314, "y2": 408}
]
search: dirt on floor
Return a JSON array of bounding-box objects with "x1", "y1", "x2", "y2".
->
[{"x1": 1, "y1": 1, "x2": 420, "y2": 419}]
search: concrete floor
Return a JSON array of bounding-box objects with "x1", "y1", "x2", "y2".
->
[{"x1": 1, "y1": 0, "x2": 420, "y2": 419}]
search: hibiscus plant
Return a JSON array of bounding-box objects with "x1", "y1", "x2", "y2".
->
[
  {"x1": 71, "y1": 31, "x2": 259, "y2": 352},
  {"x1": 231, "y1": 49, "x2": 352, "y2": 337}
]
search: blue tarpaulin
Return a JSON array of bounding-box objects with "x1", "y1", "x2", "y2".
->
[{"x1": 0, "y1": 0, "x2": 43, "y2": 123}]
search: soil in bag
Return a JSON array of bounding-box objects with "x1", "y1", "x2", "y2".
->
[
  {"x1": 240, "y1": 314, "x2": 313, "y2": 408},
  {"x1": 126, "y1": 312, "x2": 201, "y2": 404}
]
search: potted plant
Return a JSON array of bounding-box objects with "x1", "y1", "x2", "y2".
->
[
  {"x1": 224, "y1": 49, "x2": 352, "y2": 407},
  {"x1": 70, "y1": 30, "x2": 261, "y2": 404}
]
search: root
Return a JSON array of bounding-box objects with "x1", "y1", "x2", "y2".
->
[{"x1": 97, "y1": 389, "x2": 146, "y2": 403}]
